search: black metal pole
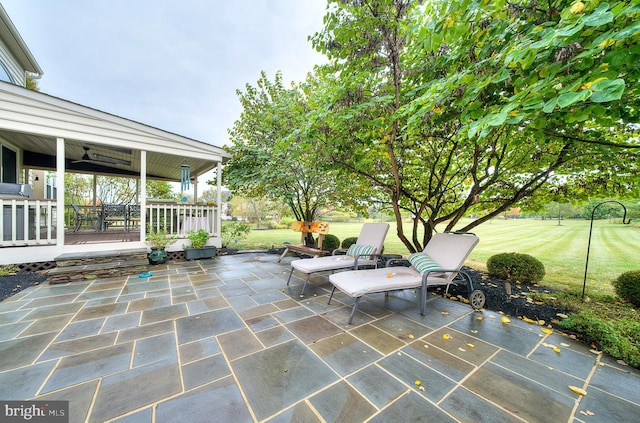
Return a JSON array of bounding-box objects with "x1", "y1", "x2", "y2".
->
[{"x1": 582, "y1": 200, "x2": 631, "y2": 301}]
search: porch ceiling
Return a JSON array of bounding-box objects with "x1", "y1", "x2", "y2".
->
[{"x1": 0, "y1": 81, "x2": 231, "y2": 181}]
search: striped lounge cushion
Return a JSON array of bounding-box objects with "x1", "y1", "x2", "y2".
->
[
  {"x1": 407, "y1": 252, "x2": 441, "y2": 274},
  {"x1": 346, "y1": 243, "x2": 375, "y2": 258}
]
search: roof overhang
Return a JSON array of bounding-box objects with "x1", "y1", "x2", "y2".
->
[
  {"x1": 0, "y1": 81, "x2": 231, "y2": 181},
  {"x1": 0, "y1": 4, "x2": 43, "y2": 76}
]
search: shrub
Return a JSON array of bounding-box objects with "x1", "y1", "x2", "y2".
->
[
  {"x1": 341, "y1": 237, "x2": 358, "y2": 249},
  {"x1": 221, "y1": 222, "x2": 251, "y2": 247},
  {"x1": 187, "y1": 229, "x2": 209, "y2": 249},
  {"x1": 280, "y1": 217, "x2": 296, "y2": 227},
  {"x1": 321, "y1": 234, "x2": 341, "y2": 252},
  {"x1": 486, "y1": 252, "x2": 545, "y2": 283},
  {"x1": 613, "y1": 270, "x2": 640, "y2": 307}
]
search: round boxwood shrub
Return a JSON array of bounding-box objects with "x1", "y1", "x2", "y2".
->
[
  {"x1": 613, "y1": 270, "x2": 640, "y2": 307},
  {"x1": 321, "y1": 234, "x2": 341, "y2": 252},
  {"x1": 341, "y1": 237, "x2": 358, "y2": 250},
  {"x1": 486, "y1": 252, "x2": 545, "y2": 283}
]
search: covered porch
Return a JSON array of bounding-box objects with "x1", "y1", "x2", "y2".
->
[{"x1": 0, "y1": 81, "x2": 231, "y2": 265}]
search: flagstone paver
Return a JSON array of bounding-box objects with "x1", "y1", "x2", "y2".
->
[{"x1": 0, "y1": 252, "x2": 638, "y2": 422}]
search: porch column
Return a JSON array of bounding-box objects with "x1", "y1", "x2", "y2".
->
[
  {"x1": 56, "y1": 138, "x2": 65, "y2": 246},
  {"x1": 140, "y1": 150, "x2": 147, "y2": 240},
  {"x1": 216, "y1": 162, "x2": 222, "y2": 236}
]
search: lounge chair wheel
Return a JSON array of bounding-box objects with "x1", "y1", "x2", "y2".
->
[{"x1": 469, "y1": 290, "x2": 485, "y2": 309}]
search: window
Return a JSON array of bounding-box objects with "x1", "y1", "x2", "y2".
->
[
  {"x1": 0, "y1": 62, "x2": 13, "y2": 83},
  {"x1": 1, "y1": 145, "x2": 17, "y2": 183}
]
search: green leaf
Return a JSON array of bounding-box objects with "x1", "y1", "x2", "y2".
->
[
  {"x1": 557, "y1": 90, "x2": 590, "y2": 108},
  {"x1": 590, "y1": 79, "x2": 626, "y2": 103},
  {"x1": 487, "y1": 111, "x2": 508, "y2": 127},
  {"x1": 583, "y1": 5, "x2": 614, "y2": 27},
  {"x1": 613, "y1": 21, "x2": 640, "y2": 41},
  {"x1": 543, "y1": 98, "x2": 557, "y2": 113}
]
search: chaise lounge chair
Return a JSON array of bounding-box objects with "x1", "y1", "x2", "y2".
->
[
  {"x1": 286, "y1": 222, "x2": 390, "y2": 296},
  {"x1": 328, "y1": 232, "x2": 484, "y2": 324}
]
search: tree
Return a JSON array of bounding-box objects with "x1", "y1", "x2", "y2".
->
[
  {"x1": 307, "y1": 0, "x2": 639, "y2": 252},
  {"x1": 146, "y1": 180, "x2": 177, "y2": 200},
  {"x1": 223, "y1": 72, "x2": 357, "y2": 242}
]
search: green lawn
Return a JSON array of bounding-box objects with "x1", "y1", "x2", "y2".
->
[{"x1": 230, "y1": 218, "x2": 639, "y2": 296}]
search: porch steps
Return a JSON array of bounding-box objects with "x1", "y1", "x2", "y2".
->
[{"x1": 46, "y1": 248, "x2": 150, "y2": 284}]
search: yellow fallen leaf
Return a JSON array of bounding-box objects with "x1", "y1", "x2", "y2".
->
[
  {"x1": 414, "y1": 380, "x2": 421, "y2": 386},
  {"x1": 569, "y1": 386, "x2": 587, "y2": 396},
  {"x1": 467, "y1": 343, "x2": 475, "y2": 348},
  {"x1": 557, "y1": 313, "x2": 568, "y2": 319},
  {"x1": 443, "y1": 334, "x2": 450, "y2": 340},
  {"x1": 570, "y1": 1, "x2": 585, "y2": 14},
  {"x1": 450, "y1": 296, "x2": 459, "y2": 301},
  {"x1": 553, "y1": 347, "x2": 561, "y2": 353},
  {"x1": 541, "y1": 328, "x2": 553, "y2": 335},
  {"x1": 406, "y1": 333, "x2": 415, "y2": 339},
  {"x1": 387, "y1": 273, "x2": 393, "y2": 278},
  {"x1": 442, "y1": 311, "x2": 449, "y2": 315},
  {"x1": 522, "y1": 316, "x2": 536, "y2": 324},
  {"x1": 501, "y1": 316, "x2": 511, "y2": 323},
  {"x1": 476, "y1": 316, "x2": 484, "y2": 321},
  {"x1": 538, "y1": 320, "x2": 546, "y2": 325}
]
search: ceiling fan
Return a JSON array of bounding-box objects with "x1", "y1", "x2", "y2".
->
[{"x1": 73, "y1": 146, "x2": 131, "y2": 166}]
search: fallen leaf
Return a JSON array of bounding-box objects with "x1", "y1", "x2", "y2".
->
[
  {"x1": 541, "y1": 328, "x2": 553, "y2": 335},
  {"x1": 467, "y1": 343, "x2": 475, "y2": 348},
  {"x1": 538, "y1": 320, "x2": 546, "y2": 326},
  {"x1": 476, "y1": 316, "x2": 484, "y2": 321},
  {"x1": 522, "y1": 316, "x2": 536, "y2": 324},
  {"x1": 441, "y1": 311, "x2": 449, "y2": 315},
  {"x1": 553, "y1": 347, "x2": 561, "y2": 353},
  {"x1": 443, "y1": 334, "x2": 450, "y2": 340},
  {"x1": 414, "y1": 380, "x2": 421, "y2": 386},
  {"x1": 569, "y1": 386, "x2": 587, "y2": 396},
  {"x1": 458, "y1": 347, "x2": 466, "y2": 352},
  {"x1": 501, "y1": 316, "x2": 511, "y2": 324},
  {"x1": 418, "y1": 386, "x2": 425, "y2": 391},
  {"x1": 470, "y1": 330, "x2": 478, "y2": 334},
  {"x1": 449, "y1": 296, "x2": 459, "y2": 301},
  {"x1": 556, "y1": 313, "x2": 568, "y2": 319}
]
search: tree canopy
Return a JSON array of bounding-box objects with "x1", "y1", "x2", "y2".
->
[
  {"x1": 223, "y1": 71, "x2": 360, "y2": 224},
  {"x1": 226, "y1": 0, "x2": 639, "y2": 253}
]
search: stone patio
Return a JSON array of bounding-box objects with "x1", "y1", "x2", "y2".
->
[{"x1": 1, "y1": 253, "x2": 639, "y2": 422}]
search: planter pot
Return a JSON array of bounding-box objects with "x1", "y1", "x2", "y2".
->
[
  {"x1": 185, "y1": 246, "x2": 217, "y2": 261},
  {"x1": 148, "y1": 248, "x2": 168, "y2": 265}
]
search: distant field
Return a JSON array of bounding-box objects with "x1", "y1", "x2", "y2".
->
[{"x1": 230, "y1": 218, "x2": 639, "y2": 296}]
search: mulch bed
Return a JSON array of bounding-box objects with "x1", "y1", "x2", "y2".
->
[{"x1": 0, "y1": 272, "x2": 48, "y2": 302}]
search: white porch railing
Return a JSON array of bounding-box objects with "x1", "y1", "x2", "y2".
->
[
  {"x1": 0, "y1": 199, "x2": 57, "y2": 246},
  {"x1": 0, "y1": 201, "x2": 219, "y2": 248},
  {"x1": 147, "y1": 202, "x2": 219, "y2": 237}
]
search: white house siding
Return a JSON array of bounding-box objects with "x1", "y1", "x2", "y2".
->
[{"x1": 0, "y1": 37, "x2": 25, "y2": 85}]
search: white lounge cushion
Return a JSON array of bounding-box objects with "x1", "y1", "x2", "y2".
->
[
  {"x1": 291, "y1": 255, "x2": 376, "y2": 274},
  {"x1": 329, "y1": 267, "x2": 450, "y2": 298}
]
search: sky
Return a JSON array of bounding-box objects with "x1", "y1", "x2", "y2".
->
[{"x1": 1, "y1": 0, "x2": 328, "y2": 149}]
